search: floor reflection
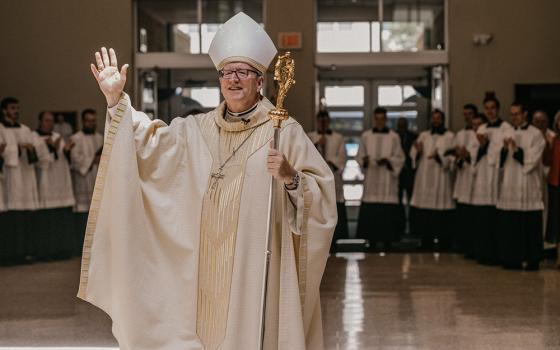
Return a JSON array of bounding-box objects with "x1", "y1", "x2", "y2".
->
[
  {"x1": 341, "y1": 253, "x2": 365, "y2": 350},
  {"x1": 321, "y1": 253, "x2": 560, "y2": 350},
  {"x1": 1, "y1": 255, "x2": 560, "y2": 349}
]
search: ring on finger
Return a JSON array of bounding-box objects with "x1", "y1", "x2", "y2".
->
[{"x1": 97, "y1": 64, "x2": 104, "y2": 72}]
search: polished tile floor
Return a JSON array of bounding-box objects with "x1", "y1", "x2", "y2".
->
[{"x1": 1, "y1": 254, "x2": 559, "y2": 349}]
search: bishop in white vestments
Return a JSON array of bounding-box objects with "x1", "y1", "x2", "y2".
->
[
  {"x1": 79, "y1": 13, "x2": 336, "y2": 350},
  {"x1": 497, "y1": 103, "x2": 545, "y2": 270},
  {"x1": 410, "y1": 109, "x2": 455, "y2": 250}
]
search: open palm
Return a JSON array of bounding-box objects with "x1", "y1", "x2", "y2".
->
[{"x1": 90, "y1": 47, "x2": 129, "y2": 107}]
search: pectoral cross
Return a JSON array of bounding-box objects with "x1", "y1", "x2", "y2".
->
[{"x1": 210, "y1": 167, "x2": 225, "y2": 190}]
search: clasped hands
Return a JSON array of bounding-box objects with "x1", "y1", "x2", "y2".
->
[{"x1": 503, "y1": 137, "x2": 518, "y2": 151}]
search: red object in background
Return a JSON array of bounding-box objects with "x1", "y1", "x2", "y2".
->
[{"x1": 278, "y1": 32, "x2": 302, "y2": 50}]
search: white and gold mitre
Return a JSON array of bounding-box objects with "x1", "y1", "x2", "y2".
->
[{"x1": 208, "y1": 12, "x2": 277, "y2": 74}]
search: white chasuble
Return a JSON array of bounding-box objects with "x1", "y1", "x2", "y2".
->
[
  {"x1": 410, "y1": 130, "x2": 455, "y2": 210},
  {"x1": 32, "y1": 131, "x2": 75, "y2": 209},
  {"x1": 1, "y1": 123, "x2": 39, "y2": 210},
  {"x1": 307, "y1": 131, "x2": 346, "y2": 203},
  {"x1": 77, "y1": 95, "x2": 336, "y2": 350},
  {"x1": 357, "y1": 130, "x2": 405, "y2": 204},
  {"x1": 70, "y1": 131, "x2": 103, "y2": 212}
]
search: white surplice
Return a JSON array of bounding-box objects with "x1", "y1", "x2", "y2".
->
[
  {"x1": 452, "y1": 128, "x2": 479, "y2": 204},
  {"x1": 32, "y1": 131, "x2": 75, "y2": 209},
  {"x1": 410, "y1": 130, "x2": 455, "y2": 210},
  {"x1": 307, "y1": 131, "x2": 346, "y2": 203},
  {"x1": 357, "y1": 129, "x2": 405, "y2": 204},
  {"x1": 1, "y1": 122, "x2": 39, "y2": 210},
  {"x1": 497, "y1": 124, "x2": 545, "y2": 211},
  {"x1": 70, "y1": 131, "x2": 103, "y2": 212},
  {"x1": 471, "y1": 120, "x2": 513, "y2": 206},
  {"x1": 77, "y1": 95, "x2": 336, "y2": 350}
]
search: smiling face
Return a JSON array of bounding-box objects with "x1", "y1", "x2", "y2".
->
[{"x1": 219, "y1": 62, "x2": 264, "y2": 113}]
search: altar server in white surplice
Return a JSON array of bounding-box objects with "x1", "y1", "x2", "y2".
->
[
  {"x1": 410, "y1": 109, "x2": 455, "y2": 250},
  {"x1": 452, "y1": 104, "x2": 484, "y2": 257},
  {"x1": 33, "y1": 111, "x2": 76, "y2": 260},
  {"x1": 1, "y1": 97, "x2": 39, "y2": 264},
  {"x1": 356, "y1": 107, "x2": 405, "y2": 252},
  {"x1": 497, "y1": 102, "x2": 545, "y2": 271},
  {"x1": 79, "y1": 12, "x2": 336, "y2": 350},
  {"x1": 471, "y1": 93, "x2": 513, "y2": 265},
  {"x1": 308, "y1": 110, "x2": 347, "y2": 252}
]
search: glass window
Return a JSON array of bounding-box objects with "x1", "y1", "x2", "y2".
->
[
  {"x1": 201, "y1": 23, "x2": 220, "y2": 53},
  {"x1": 174, "y1": 24, "x2": 200, "y2": 54},
  {"x1": 137, "y1": 0, "x2": 198, "y2": 53},
  {"x1": 382, "y1": 21, "x2": 425, "y2": 52},
  {"x1": 386, "y1": 110, "x2": 418, "y2": 131},
  {"x1": 345, "y1": 142, "x2": 360, "y2": 157},
  {"x1": 329, "y1": 112, "x2": 365, "y2": 133},
  {"x1": 185, "y1": 87, "x2": 221, "y2": 108},
  {"x1": 382, "y1": 0, "x2": 445, "y2": 51},
  {"x1": 378, "y1": 85, "x2": 418, "y2": 107},
  {"x1": 137, "y1": 0, "x2": 263, "y2": 53},
  {"x1": 202, "y1": 0, "x2": 262, "y2": 23},
  {"x1": 371, "y1": 22, "x2": 381, "y2": 52},
  {"x1": 325, "y1": 86, "x2": 365, "y2": 107},
  {"x1": 317, "y1": 0, "x2": 444, "y2": 52},
  {"x1": 317, "y1": 0, "x2": 380, "y2": 23},
  {"x1": 317, "y1": 22, "x2": 371, "y2": 53}
]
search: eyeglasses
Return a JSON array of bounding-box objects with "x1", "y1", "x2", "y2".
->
[{"x1": 218, "y1": 69, "x2": 261, "y2": 80}]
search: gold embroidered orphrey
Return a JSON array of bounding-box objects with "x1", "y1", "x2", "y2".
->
[{"x1": 195, "y1": 103, "x2": 273, "y2": 350}]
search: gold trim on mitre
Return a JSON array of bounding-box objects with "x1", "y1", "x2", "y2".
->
[{"x1": 217, "y1": 56, "x2": 268, "y2": 74}]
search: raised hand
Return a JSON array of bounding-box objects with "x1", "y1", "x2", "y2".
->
[{"x1": 90, "y1": 47, "x2": 129, "y2": 108}]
